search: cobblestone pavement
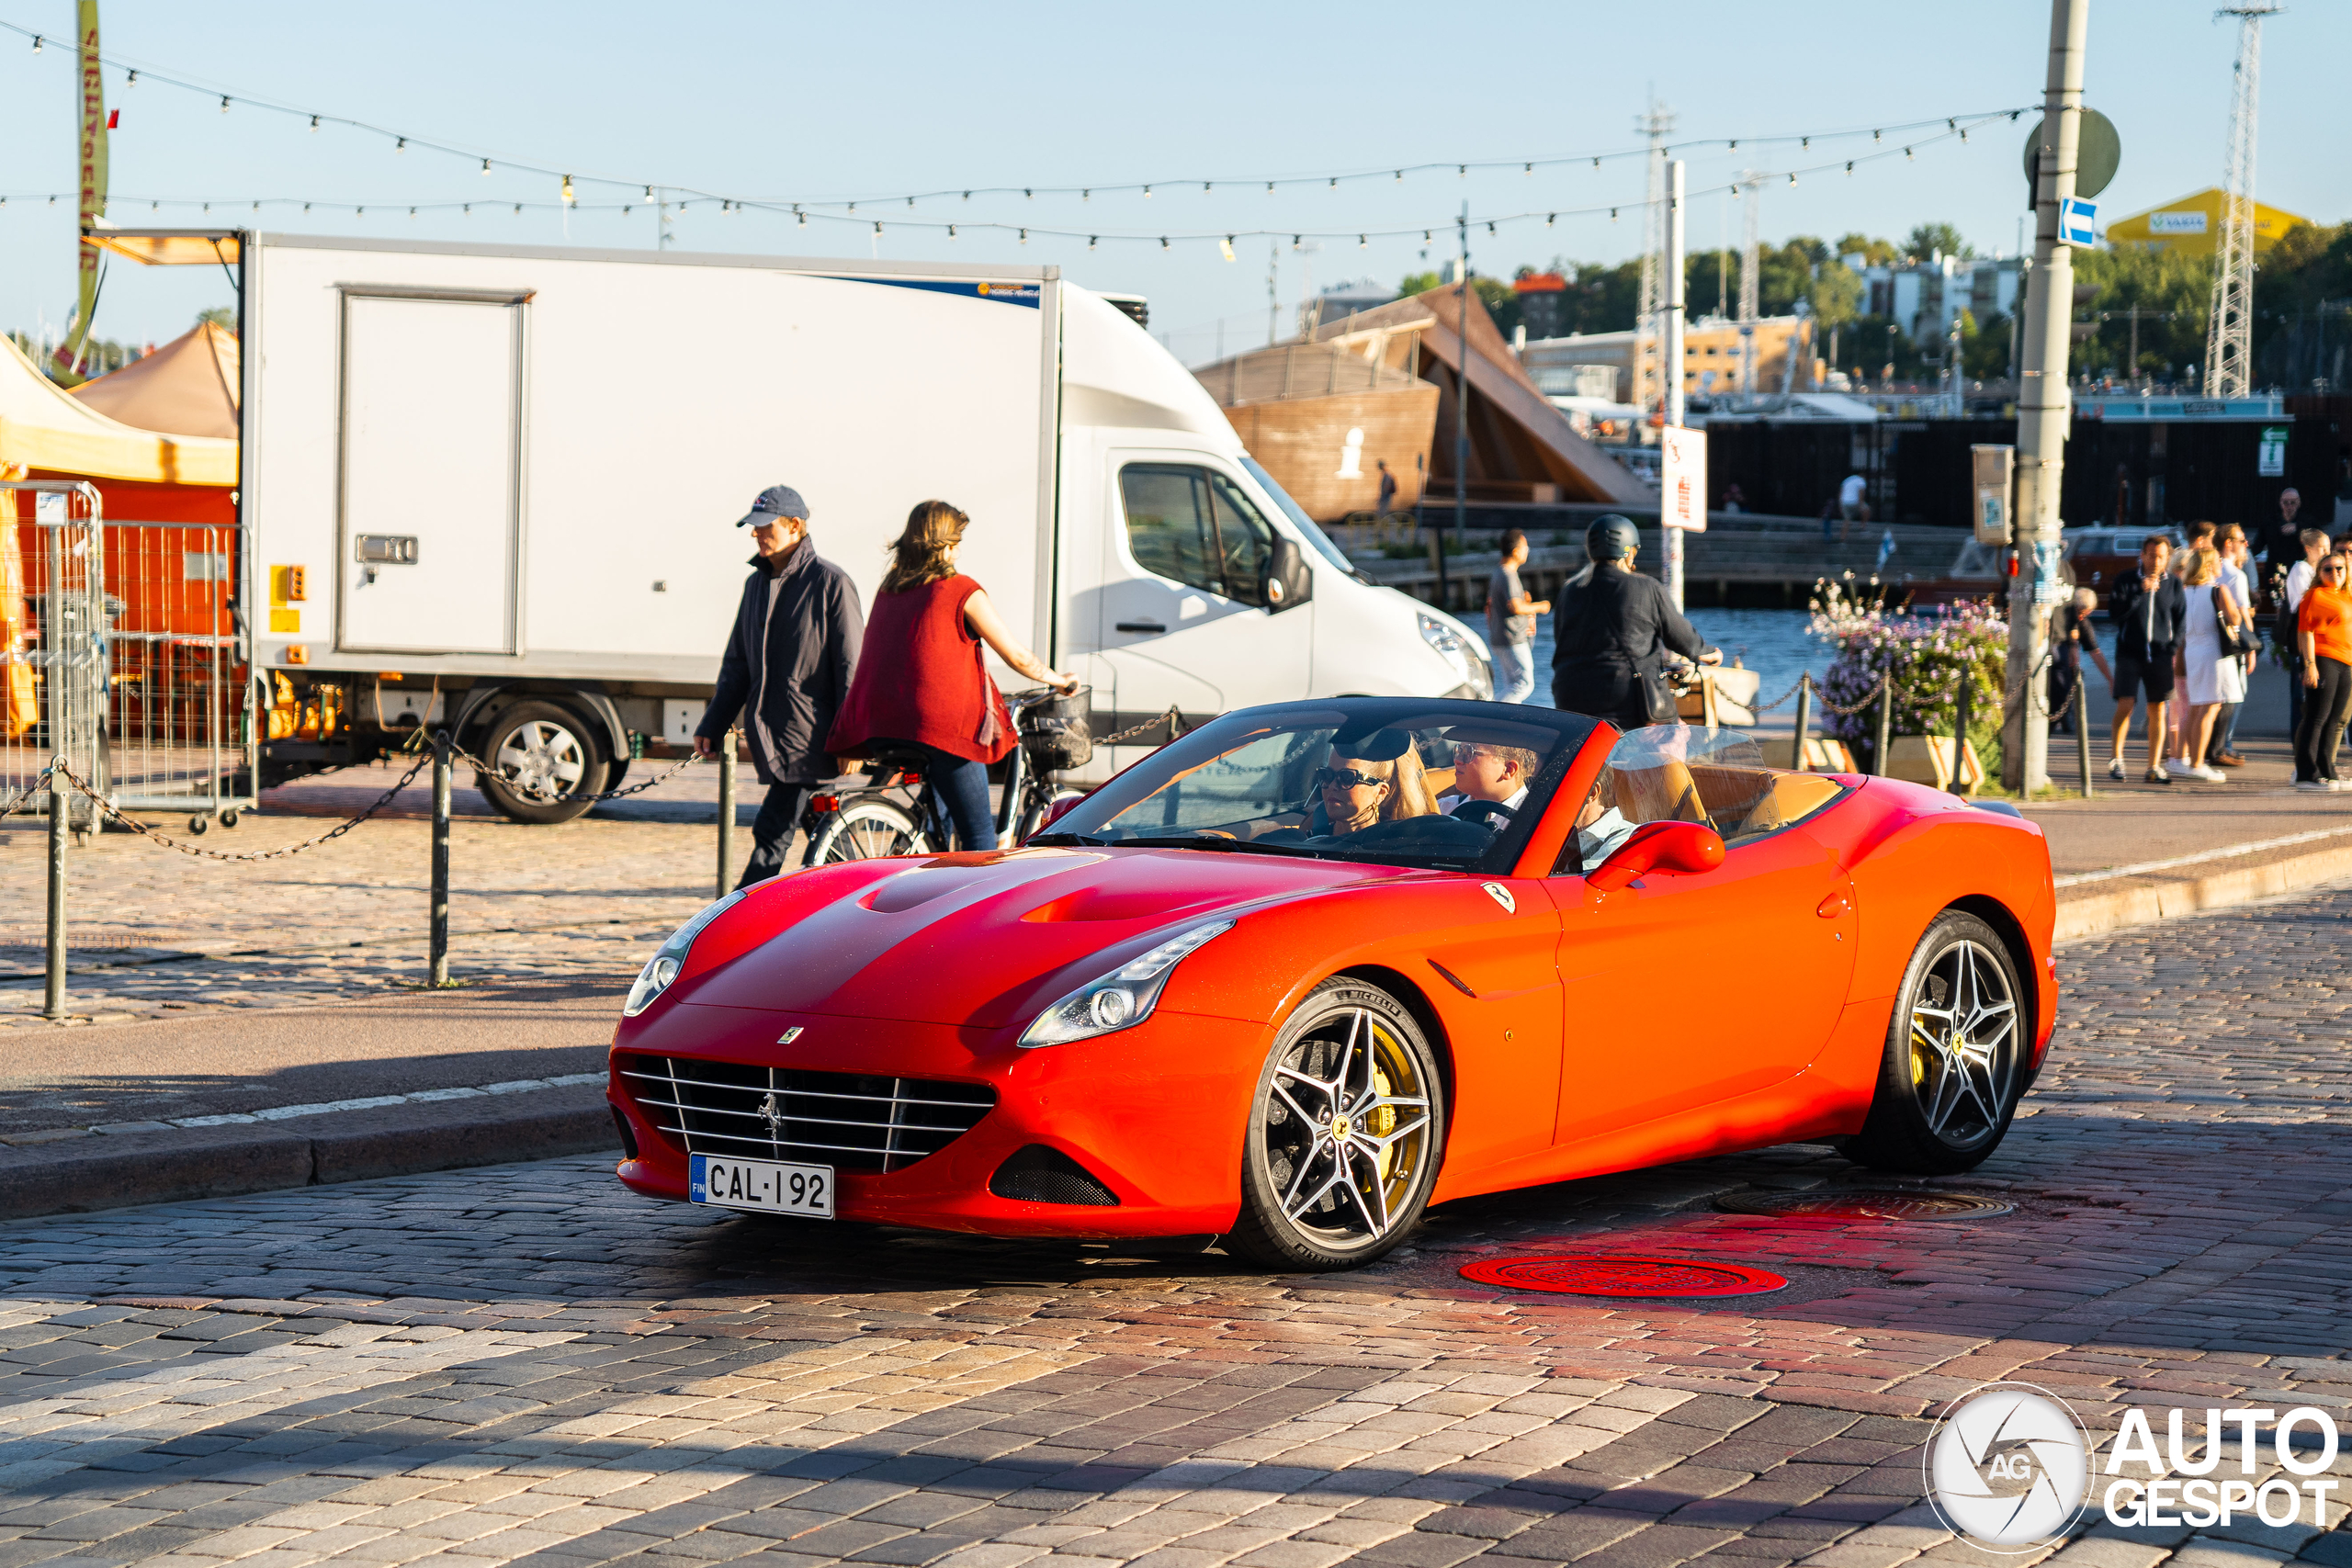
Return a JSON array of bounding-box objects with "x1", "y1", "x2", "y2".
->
[
  {"x1": 0, "y1": 761, "x2": 747, "y2": 1028},
  {"x1": 2, "y1": 891, "x2": 2350, "y2": 1567}
]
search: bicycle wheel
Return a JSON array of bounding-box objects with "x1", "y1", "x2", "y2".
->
[
  {"x1": 1014, "y1": 786, "x2": 1087, "y2": 845},
  {"x1": 806, "y1": 797, "x2": 930, "y2": 863}
]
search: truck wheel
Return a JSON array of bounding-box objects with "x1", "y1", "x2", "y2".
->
[{"x1": 475, "y1": 702, "x2": 608, "y2": 825}]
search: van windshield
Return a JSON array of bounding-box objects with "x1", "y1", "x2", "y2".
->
[{"x1": 1241, "y1": 457, "x2": 1358, "y2": 576}]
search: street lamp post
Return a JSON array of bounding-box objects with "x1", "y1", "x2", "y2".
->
[{"x1": 2003, "y1": 0, "x2": 2092, "y2": 795}]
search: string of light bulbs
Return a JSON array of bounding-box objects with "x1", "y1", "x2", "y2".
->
[
  {"x1": 0, "y1": 111, "x2": 2021, "y2": 254},
  {"x1": 2, "y1": 17, "x2": 2028, "y2": 223}
]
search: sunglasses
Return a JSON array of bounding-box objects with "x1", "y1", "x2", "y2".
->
[{"x1": 1314, "y1": 767, "x2": 1389, "y2": 791}]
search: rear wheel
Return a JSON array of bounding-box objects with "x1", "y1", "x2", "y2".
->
[
  {"x1": 807, "y1": 797, "x2": 930, "y2": 863},
  {"x1": 476, "y1": 702, "x2": 608, "y2": 825},
  {"x1": 1228, "y1": 979, "x2": 1445, "y2": 1270},
  {"x1": 1841, "y1": 911, "x2": 2026, "y2": 1175}
]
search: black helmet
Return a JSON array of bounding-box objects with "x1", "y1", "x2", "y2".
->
[{"x1": 1586, "y1": 513, "x2": 1640, "y2": 562}]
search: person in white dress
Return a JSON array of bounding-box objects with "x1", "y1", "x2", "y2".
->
[{"x1": 2174, "y1": 545, "x2": 2247, "y2": 783}]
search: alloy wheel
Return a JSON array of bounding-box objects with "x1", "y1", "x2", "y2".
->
[
  {"x1": 1260, "y1": 1005, "x2": 1434, "y2": 1251},
  {"x1": 1906, "y1": 938, "x2": 2018, "y2": 1148}
]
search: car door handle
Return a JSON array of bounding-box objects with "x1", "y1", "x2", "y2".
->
[
  {"x1": 1815, "y1": 890, "x2": 1853, "y2": 919},
  {"x1": 1114, "y1": 620, "x2": 1168, "y2": 634}
]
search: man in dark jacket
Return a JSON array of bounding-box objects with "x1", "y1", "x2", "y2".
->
[
  {"x1": 1551, "y1": 514, "x2": 1718, "y2": 728},
  {"x1": 695, "y1": 485, "x2": 865, "y2": 885},
  {"x1": 2104, "y1": 534, "x2": 2186, "y2": 784}
]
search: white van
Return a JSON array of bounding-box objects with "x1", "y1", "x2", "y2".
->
[{"x1": 240, "y1": 235, "x2": 1490, "y2": 820}]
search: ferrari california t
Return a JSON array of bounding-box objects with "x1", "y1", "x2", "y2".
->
[{"x1": 608, "y1": 699, "x2": 2056, "y2": 1269}]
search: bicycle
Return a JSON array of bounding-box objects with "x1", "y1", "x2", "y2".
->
[{"x1": 803, "y1": 687, "x2": 1089, "y2": 863}]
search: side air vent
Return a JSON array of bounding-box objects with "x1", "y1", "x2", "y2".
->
[{"x1": 989, "y1": 1145, "x2": 1119, "y2": 1206}]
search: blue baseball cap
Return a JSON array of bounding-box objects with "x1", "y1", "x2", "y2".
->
[{"x1": 736, "y1": 484, "x2": 810, "y2": 528}]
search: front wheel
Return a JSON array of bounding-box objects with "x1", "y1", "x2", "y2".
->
[
  {"x1": 1841, "y1": 911, "x2": 2026, "y2": 1175},
  {"x1": 806, "y1": 797, "x2": 931, "y2": 863},
  {"x1": 1014, "y1": 786, "x2": 1086, "y2": 845},
  {"x1": 1227, "y1": 979, "x2": 1446, "y2": 1270}
]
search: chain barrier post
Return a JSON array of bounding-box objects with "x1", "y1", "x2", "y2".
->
[
  {"x1": 2075, "y1": 679, "x2": 2094, "y2": 798},
  {"x1": 1791, "y1": 676, "x2": 1813, "y2": 773},
  {"x1": 1874, "y1": 679, "x2": 1894, "y2": 776},
  {"x1": 44, "y1": 759, "x2": 67, "y2": 1021},
  {"x1": 1951, "y1": 674, "x2": 1975, "y2": 796},
  {"x1": 717, "y1": 736, "x2": 737, "y2": 899},
  {"x1": 429, "y1": 731, "x2": 452, "y2": 987}
]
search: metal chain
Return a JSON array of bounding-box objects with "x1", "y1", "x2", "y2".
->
[
  {"x1": 50, "y1": 752, "x2": 434, "y2": 862},
  {"x1": 1093, "y1": 705, "x2": 1185, "y2": 747},
  {"x1": 0, "y1": 765, "x2": 56, "y2": 821},
  {"x1": 444, "y1": 745, "x2": 707, "y2": 805}
]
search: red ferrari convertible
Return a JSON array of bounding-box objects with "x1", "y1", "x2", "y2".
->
[{"x1": 608, "y1": 699, "x2": 2055, "y2": 1269}]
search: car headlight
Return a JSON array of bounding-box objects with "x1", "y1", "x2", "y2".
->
[
  {"x1": 623, "y1": 888, "x2": 748, "y2": 1017},
  {"x1": 1018, "y1": 920, "x2": 1235, "y2": 1047},
  {"x1": 1419, "y1": 611, "x2": 1492, "y2": 699}
]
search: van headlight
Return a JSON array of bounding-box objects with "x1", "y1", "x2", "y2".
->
[
  {"x1": 623, "y1": 888, "x2": 748, "y2": 1017},
  {"x1": 1019, "y1": 920, "x2": 1234, "y2": 1047},
  {"x1": 1419, "y1": 611, "x2": 1492, "y2": 699}
]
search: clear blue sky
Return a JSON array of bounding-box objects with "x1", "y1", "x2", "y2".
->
[{"x1": 1, "y1": 0, "x2": 2343, "y2": 360}]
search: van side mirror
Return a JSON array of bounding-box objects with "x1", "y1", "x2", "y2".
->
[
  {"x1": 1586, "y1": 819, "x2": 1724, "y2": 892},
  {"x1": 1262, "y1": 537, "x2": 1314, "y2": 614}
]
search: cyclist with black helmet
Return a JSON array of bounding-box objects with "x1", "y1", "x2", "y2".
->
[{"x1": 1550, "y1": 513, "x2": 1720, "y2": 728}]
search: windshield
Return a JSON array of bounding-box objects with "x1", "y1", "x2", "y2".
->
[
  {"x1": 1241, "y1": 457, "x2": 1359, "y2": 576},
  {"x1": 1035, "y1": 699, "x2": 1598, "y2": 871}
]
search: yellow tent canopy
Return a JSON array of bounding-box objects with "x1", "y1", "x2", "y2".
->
[
  {"x1": 2106, "y1": 187, "x2": 2311, "y2": 257},
  {"x1": 70, "y1": 321, "x2": 241, "y2": 440},
  {"x1": 0, "y1": 331, "x2": 235, "y2": 486}
]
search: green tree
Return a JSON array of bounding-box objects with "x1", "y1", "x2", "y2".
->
[
  {"x1": 1396, "y1": 272, "x2": 1521, "y2": 337},
  {"x1": 1963, "y1": 312, "x2": 2015, "y2": 379},
  {"x1": 2252, "y1": 220, "x2": 2352, "y2": 386},
  {"x1": 2072, "y1": 243, "x2": 2211, "y2": 378},
  {"x1": 197, "y1": 306, "x2": 235, "y2": 330},
  {"x1": 1807, "y1": 258, "x2": 1863, "y2": 331},
  {"x1": 1836, "y1": 232, "x2": 1903, "y2": 266},
  {"x1": 1904, "y1": 222, "x2": 1973, "y2": 262}
]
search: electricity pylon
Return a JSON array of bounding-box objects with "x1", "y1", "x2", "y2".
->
[{"x1": 2204, "y1": 5, "x2": 2280, "y2": 398}]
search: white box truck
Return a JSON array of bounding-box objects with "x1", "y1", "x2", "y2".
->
[{"x1": 237, "y1": 234, "x2": 1492, "y2": 820}]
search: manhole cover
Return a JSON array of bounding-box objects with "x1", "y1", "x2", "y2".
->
[
  {"x1": 1713, "y1": 1190, "x2": 2014, "y2": 1221},
  {"x1": 1460, "y1": 1255, "x2": 1788, "y2": 1297}
]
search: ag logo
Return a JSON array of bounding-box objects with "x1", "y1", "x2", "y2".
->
[{"x1": 1924, "y1": 1382, "x2": 2090, "y2": 1551}]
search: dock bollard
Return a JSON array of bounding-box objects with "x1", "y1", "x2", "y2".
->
[
  {"x1": 1951, "y1": 677, "x2": 1973, "y2": 796},
  {"x1": 429, "y1": 731, "x2": 452, "y2": 986},
  {"x1": 716, "y1": 738, "x2": 736, "y2": 899},
  {"x1": 1873, "y1": 681, "x2": 1894, "y2": 777},
  {"x1": 2077, "y1": 694, "x2": 2094, "y2": 799},
  {"x1": 44, "y1": 758, "x2": 66, "y2": 1021},
  {"x1": 1791, "y1": 676, "x2": 1813, "y2": 773}
]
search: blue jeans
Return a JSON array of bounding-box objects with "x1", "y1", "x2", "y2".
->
[
  {"x1": 895, "y1": 740, "x2": 996, "y2": 851},
  {"x1": 1493, "y1": 640, "x2": 1535, "y2": 704},
  {"x1": 737, "y1": 781, "x2": 814, "y2": 888}
]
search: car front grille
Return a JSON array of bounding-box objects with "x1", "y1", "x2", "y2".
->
[{"x1": 619, "y1": 1055, "x2": 995, "y2": 1174}]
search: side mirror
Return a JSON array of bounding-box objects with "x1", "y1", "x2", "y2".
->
[
  {"x1": 1586, "y1": 819, "x2": 1724, "y2": 893},
  {"x1": 1040, "y1": 792, "x2": 1091, "y2": 831},
  {"x1": 1261, "y1": 536, "x2": 1314, "y2": 614}
]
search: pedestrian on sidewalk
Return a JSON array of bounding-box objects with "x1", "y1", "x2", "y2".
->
[
  {"x1": 2173, "y1": 546, "x2": 2245, "y2": 784},
  {"x1": 1376, "y1": 459, "x2": 1397, "y2": 516},
  {"x1": 2165, "y1": 521, "x2": 2218, "y2": 757},
  {"x1": 2204, "y1": 524, "x2": 2256, "y2": 768},
  {"x1": 695, "y1": 485, "x2": 865, "y2": 886},
  {"x1": 2107, "y1": 535, "x2": 2185, "y2": 784},
  {"x1": 827, "y1": 500, "x2": 1079, "y2": 851},
  {"x1": 1487, "y1": 529, "x2": 1550, "y2": 705},
  {"x1": 2049, "y1": 588, "x2": 2111, "y2": 736},
  {"x1": 2294, "y1": 552, "x2": 2352, "y2": 790},
  {"x1": 1551, "y1": 514, "x2": 1720, "y2": 728},
  {"x1": 2262, "y1": 487, "x2": 2306, "y2": 578},
  {"x1": 2281, "y1": 525, "x2": 2331, "y2": 743}
]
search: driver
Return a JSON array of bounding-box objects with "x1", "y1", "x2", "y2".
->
[
  {"x1": 1442, "y1": 739, "x2": 1541, "y2": 834},
  {"x1": 1305, "y1": 728, "x2": 1436, "y2": 837}
]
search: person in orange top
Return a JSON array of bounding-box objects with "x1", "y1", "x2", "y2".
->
[{"x1": 2293, "y1": 553, "x2": 2352, "y2": 790}]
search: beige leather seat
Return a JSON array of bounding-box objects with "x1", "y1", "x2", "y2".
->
[{"x1": 1611, "y1": 761, "x2": 1708, "y2": 827}]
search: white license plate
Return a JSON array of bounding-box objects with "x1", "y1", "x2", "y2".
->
[{"x1": 689, "y1": 1155, "x2": 835, "y2": 1219}]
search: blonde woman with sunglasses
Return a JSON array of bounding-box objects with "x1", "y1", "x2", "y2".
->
[{"x1": 2294, "y1": 553, "x2": 2352, "y2": 790}]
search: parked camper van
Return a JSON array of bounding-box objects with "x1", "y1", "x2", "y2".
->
[{"x1": 237, "y1": 236, "x2": 1490, "y2": 821}]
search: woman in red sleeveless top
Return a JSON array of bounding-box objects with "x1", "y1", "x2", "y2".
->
[{"x1": 827, "y1": 501, "x2": 1077, "y2": 850}]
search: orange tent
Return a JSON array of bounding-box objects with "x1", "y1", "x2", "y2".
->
[{"x1": 70, "y1": 321, "x2": 241, "y2": 440}]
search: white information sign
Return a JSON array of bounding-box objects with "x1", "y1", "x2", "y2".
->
[{"x1": 1658, "y1": 425, "x2": 1707, "y2": 533}]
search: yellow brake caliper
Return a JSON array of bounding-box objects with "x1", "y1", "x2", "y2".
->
[{"x1": 1370, "y1": 1052, "x2": 1399, "y2": 1182}]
